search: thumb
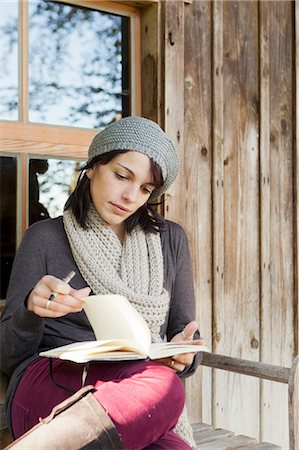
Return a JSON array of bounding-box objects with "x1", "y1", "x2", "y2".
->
[{"x1": 181, "y1": 321, "x2": 198, "y2": 341}]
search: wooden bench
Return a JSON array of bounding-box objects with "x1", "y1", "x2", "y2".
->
[
  {"x1": 1, "y1": 354, "x2": 298, "y2": 449},
  {"x1": 192, "y1": 353, "x2": 298, "y2": 450}
]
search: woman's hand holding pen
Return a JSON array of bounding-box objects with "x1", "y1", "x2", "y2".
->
[
  {"x1": 153, "y1": 321, "x2": 206, "y2": 373},
  {"x1": 27, "y1": 273, "x2": 90, "y2": 318}
]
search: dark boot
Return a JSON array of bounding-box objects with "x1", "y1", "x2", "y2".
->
[{"x1": 5, "y1": 385, "x2": 123, "y2": 450}]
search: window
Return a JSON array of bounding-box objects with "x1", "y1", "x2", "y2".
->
[
  {"x1": 28, "y1": 157, "x2": 82, "y2": 224},
  {"x1": 0, "y1": 0, "x2": 141, "y2": 300},
  {"x1": 0, "y1": 156, "x2": 17, "y2": 298},
  {"x1": 26, "y1": 2, "x2": 130, "y2": 128},
  {"x1": 0, "y1": 1, "x2": 18, "y2": 121}
]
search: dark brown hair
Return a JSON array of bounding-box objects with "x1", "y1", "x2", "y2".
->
[{"x1": 64, "y1": 150, "x2": 165, "y2": 233}]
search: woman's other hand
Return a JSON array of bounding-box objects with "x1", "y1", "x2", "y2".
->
[
  {"x1": 27, "y1": 275, "x2": 90, "y2": 318},
  {"x1": 154, "y1": 321, "x2": 205, "y2": 373}
]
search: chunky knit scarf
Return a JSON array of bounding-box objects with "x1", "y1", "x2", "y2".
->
[{"x1": 63, "y1": 206, "x2": 195, "y2": 448}]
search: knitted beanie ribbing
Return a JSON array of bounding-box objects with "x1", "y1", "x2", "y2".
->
[{"x1": 88, "y1": 116, "x2": 179, "y2": 197}]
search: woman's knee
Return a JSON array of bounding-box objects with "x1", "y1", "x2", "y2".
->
[
  {"x1": 93, "y1": 361, "x2": 186, "y2": 421},
  {"x1": 144, "y1": 363, "x2": 186, "y2": 413}
]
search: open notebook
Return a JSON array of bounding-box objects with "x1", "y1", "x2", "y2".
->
[{"x1": 40, "y1": 294, "x2": 209, "y2": 363}]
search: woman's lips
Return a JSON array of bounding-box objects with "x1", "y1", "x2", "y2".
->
[{"x1": 110, "y1": 202, "x2": 130, "y2": 215}]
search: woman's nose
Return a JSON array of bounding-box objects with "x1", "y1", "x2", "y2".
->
[{"x1": 122, "y1": 185, "x2": 138, "y2": 202}]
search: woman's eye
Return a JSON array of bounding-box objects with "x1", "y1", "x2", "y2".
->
[
  {"x1": 142, "y1": 186, "x2": 152, "y2": 195},
  {"x1": 115, "y1": 173, "x2": 128, "y2": 180}
]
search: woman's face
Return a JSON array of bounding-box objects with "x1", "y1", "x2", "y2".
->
[{"x1": 87, "y1": 151, "x2": 155, "y2": 238}]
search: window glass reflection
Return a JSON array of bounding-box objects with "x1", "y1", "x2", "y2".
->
[
  {"x1": 0, "y1": 1, "x2": 18, "y2": 120},
  {"x1": 28, "y1": 1, "x2": 130, "y2": 128},
  {"x1": 0, "y1": 156, "x2": 17, "y2": 298},
  {"x1": 29, "y1": 158, "x2": 82, "y2": 225}
]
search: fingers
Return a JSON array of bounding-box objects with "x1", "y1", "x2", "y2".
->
[
  {"x1": 170, "y1": 358, "x2": 185, "y2": 372},
  {"x1": 189, "y1": 339, "x2": 206, "y2": 346},
  {"x1": 47, "y1": 288, "x2": 89, "y2": 313},
  {"x1": 172, "y1": 352, "x2": 196, "y2": 367},
  {"x1": 152, "y1": 357, "x2": 186, "y2": 373},
  {"x1": 170, "y1": 320, "x2": 199, "y2": 344},
  {"x1": 71, "y1": 287, "x2": 91, "y2": 300},
  {"x1": 181, "y1": 320, "x2": 198, "y2": 340},
  {"x1": 27, "y1": 275, "x2": 91, "y2": 318},
  {"x1": 166, "y1": 320, "x2": 203, "y2": 371}
]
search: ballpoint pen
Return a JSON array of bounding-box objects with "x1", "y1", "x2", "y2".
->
[{"x1": 48, "y1": 271, "x2": 76, "y2": 302}]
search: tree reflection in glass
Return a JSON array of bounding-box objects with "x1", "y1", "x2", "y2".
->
[
  {"x1": 29, "y1": 1, "x2": 130, "y2": 128},
  {"x1": 0, "y1": 1, "x2": 18, "y2": 120},
  {"x1": 29, "y1": 158, "x2": 83, "y2": 224},
  {"x1": 1, "y1": 0, "x2": 130, "y2": 128}
]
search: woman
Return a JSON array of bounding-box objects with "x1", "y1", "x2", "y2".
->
[{"x1": 1, "y1": 117, "x2": 203, "y2": 450}]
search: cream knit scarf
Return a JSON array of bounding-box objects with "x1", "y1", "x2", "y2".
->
[
  {"x1": 63, "y1": 205, "x2": 170, "y2": 340},
  {"x1": 63, "y1": 206, "x2": 195, "y2": 448}
]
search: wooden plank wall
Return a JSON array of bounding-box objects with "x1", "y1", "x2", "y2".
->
[
  {"x1": 151, "y1": 1, "x2": 297, "y2": 448},
  {"x1": 181, "y1": 0, "x2": 213, "y2": 425},
  {"x1": 259, "y1": 2, "x2": 295, "y2": 445},
  {"x1": 213, "y1": 0, "x2": 261, "y2": 440}
]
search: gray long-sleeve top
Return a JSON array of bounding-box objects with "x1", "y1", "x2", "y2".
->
[{"x1": 1, "y1": 216, "x2": 200, "y2": 430}]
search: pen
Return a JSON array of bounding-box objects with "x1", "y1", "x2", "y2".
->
[{"x1": 48, "y1": 271, "x2": 76, "y2": 301}]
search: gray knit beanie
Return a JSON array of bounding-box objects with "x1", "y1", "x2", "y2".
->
[{"x1": 88, "y1": 116, "x2": 179, "y2": 197}]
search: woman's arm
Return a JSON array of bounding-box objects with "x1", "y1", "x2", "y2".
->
[
  {"x1": 0, "y1": 224, "x2": 47, "y2": 376},
  {"x1": 163, "y1": 221, "x2": 202, "y2": 377},
  {"x1": 0, "y1": 220, "x2": 89, "y2": 377}
]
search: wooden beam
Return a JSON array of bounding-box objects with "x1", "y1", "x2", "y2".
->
[
  {"x1": 200, "y1": 353, "x2": 290, "y2": 384},
  {"x1": 116, "y1": 0, "x2": 158, "y2": 6},
  {"x1": 0, "y1": 123, "x2": 96, "y2": 147},
  {"x1": 56, "y1": 0, "x2": 140, "y2": 14}
]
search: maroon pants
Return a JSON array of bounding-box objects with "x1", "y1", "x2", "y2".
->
[{"x1": 11, "y1": 357, "x2": 191, "y2": 450}]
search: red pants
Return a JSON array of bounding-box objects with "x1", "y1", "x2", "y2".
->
[{"x1": 11, "y1": 357, "x2": 192, "y2": 450}]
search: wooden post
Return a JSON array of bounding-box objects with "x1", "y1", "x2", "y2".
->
[
  {"x1": 140, "y1": 2, "x2": 161, "y2": 123},
  {"x1": 289, "y1": 356, "x2": 299, "y2": 450},
  {"x1": 161, "y1": 0, "x2": 185, "y2": 220}
]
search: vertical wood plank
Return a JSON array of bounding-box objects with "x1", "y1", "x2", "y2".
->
[
  {"x1": 20, "y1": 153, "x2": 28, "y2": 237},
  {"x1": 295, "y1": 0, "x2": 299, "y2": 360},
  {"x1": 296, "y1": 377, "x2": 299, "y2": 450},
  {"x1": 259, "y1": 0, "x2": 271, "y2": 443},
  {"x1": 184, "y1": 0, "x2": 213, "y2": 424},
  {"x1": 213, "y1": 0, "x2": 260, "y2": 439},
  {"x1": 140, "y1": 3, "x2": 161, "y2": 123},
  {"x1": 260, "y1": 1, "x2": 295, "y2": 447},
  {"x1": 132, "y1": 11, "x2": 142, "y2": 116},
  {"x1": 162, "y1": 0, "x2": 203, "y2": 424},
  {"x1": 211, "y1": 0, "x2": 224, "y2": 427},
  {"x1": 162, "y1": 0, "x2": 185, "y2": 221},
  {"x1": 289, "y1": 357, "x2": 299, "y2": 450}
]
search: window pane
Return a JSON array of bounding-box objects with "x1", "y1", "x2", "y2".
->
[
  {"x1": 29, "y1": 158, "x2": 82, "y2": 225},
  {"x1": 28, "y1": 1, "x2": 130, "y2": 129},
  {"x1": 0, "y1": 156, "x2": 17, "y2": 298},
  {"x1": 0, "y1": 1, "x2": 18, "y2": 121}
]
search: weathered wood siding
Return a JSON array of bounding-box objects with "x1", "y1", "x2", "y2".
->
[
  {"x1": 183, "y1": 0, "x2": 213, "y2": 425},
  {"x1": 213, "y1": 0, "x2": 261, "y2": 440},
  {"x1": 142, "y1": 1, "x2": 297, "y2": 448}
]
